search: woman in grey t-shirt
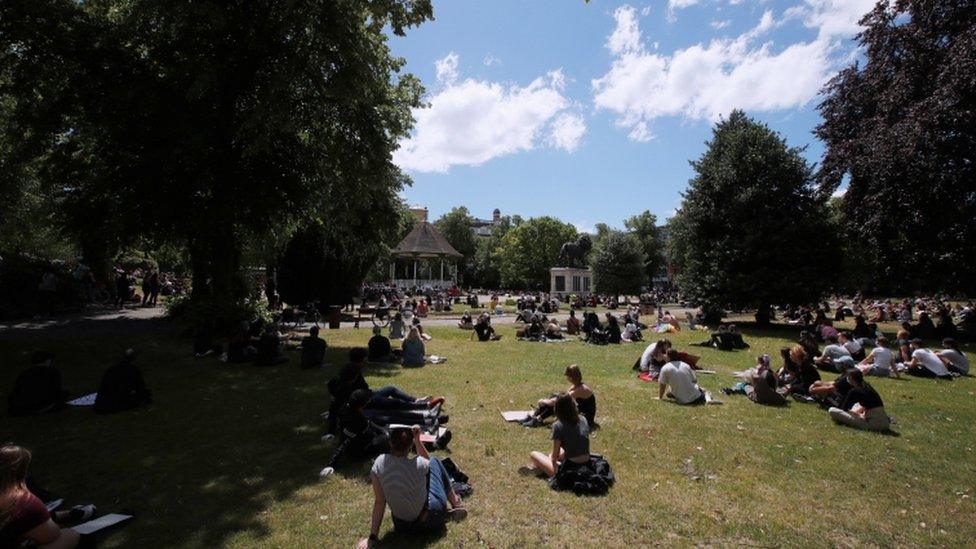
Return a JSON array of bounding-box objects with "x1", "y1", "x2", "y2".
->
[{"x1": 525, "y1": 393, "x2": 590, "y2": 478}]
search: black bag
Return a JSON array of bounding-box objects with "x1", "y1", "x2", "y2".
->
[{"x1": 549, "y1": 454, "x2": 615, "y2": 495}]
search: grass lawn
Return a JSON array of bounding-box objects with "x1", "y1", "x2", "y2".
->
[{"x1": 2, "y1": 317, "x2": 974, "y2": 547}]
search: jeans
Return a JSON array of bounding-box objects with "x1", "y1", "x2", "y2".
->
[
  {"x1": 829, "y1": 406, "x2": 891, "y2": 431},
  {"x1": 369, "y1": 386, "x2": 427, "y2": 411},
  {"x1": 392, "y1": 457, "x2": 451, "y2": 533}
]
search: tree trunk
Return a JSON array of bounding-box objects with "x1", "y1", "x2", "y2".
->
[{"x1": 755, "y1": 303, "x2": 771, "y2": 326}]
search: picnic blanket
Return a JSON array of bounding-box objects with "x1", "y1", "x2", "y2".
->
[{"x1": 501, "y1": 410, "x2": 533, "y2": 422}]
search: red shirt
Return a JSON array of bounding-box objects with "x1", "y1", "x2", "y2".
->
[{"x1": 0, "y1": 491, "x2": 50, "y2": 548}]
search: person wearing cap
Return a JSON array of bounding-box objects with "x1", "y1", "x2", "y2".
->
[
  {"x1": 902, "y1": 339, "x2": 953, "y2": 379},
  {"x1": 7, "y1": 352, "x2": 68, "y2": 416},
  {"x1": 358, "y1": 426, "x2": 467, "y2": 548},
  {"x1": 937, "y1": 338, "x2": 970, "y2": 375},
  {"x1": 367, "y1": 326, "x2": 394, "y2": 363},
  {"x1": 95, "y1": 349, "x2": 152, "y2": 414}
]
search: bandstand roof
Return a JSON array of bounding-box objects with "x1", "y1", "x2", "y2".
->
[{"x1": 392, "y1": 221, "x2": 463, "y2": 259}]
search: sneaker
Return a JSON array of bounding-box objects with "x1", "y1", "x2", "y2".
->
[
  {"x1": 68, "y1": 504, "x2": 97, "y2": 522},
  {"x1": 436, "y1": 430, "x2": 453, "y2": 450},
  {"x1": 428, "y1": 397, "x2": 446, "y2": 408},
  {"x1": 448, "y1": 507, "x2": 468, "y2": 522},
  {"x1": 319, "y1": 466, "x2": 335, "y2": 478}
]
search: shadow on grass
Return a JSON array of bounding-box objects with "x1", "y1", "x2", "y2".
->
[
  {"x1": 376, "y1": 527, "x2": 447, "y2": 547},
  {"x1": 0, "y1": 325, "x2": 383, "y2": 548}
]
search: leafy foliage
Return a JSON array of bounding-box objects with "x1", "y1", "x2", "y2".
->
[
  {"x1": 623, "y1": 210, "x2": 665, "y2": 286},
  {"x1": 497, "y1": 217, "x2": 577, "y2": 289},
  {"x1": 434, "y1": 206, "x2": 478, "y2": 283},
  {"x1": 669, "y1": 110, "x2": 835, "y2": 324},
  {"x1": 589, "y1": 230, "x2": 646, "y2": 297},
  {"x1": 0, "y1": 0, "x2": 432, "y2": 324},
  {"x1": 816, "y1": 0, "x2": 976, "y2": 294}
]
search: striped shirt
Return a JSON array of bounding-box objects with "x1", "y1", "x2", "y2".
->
[{"x1": 371, "y1": 454, "x2": 429, "y2": 521}]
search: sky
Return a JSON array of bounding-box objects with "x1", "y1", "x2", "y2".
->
[{"x1": 389, "y1": 0, "x2": 874, "y2": 232}]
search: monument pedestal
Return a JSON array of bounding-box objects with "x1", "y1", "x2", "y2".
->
[{"x1": 550, "y1": 267, "x2": 593, "y2": 298}]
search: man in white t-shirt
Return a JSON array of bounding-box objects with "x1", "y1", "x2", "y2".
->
[
  {"x1": 903, "y1": 339, "x2": 952, "y2": 379},
  {"x1": 658, "y1": 350, "x2": 706, "y2": 405}
]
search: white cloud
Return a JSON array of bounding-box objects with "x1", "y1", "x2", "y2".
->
[
  {"x1": 710, "y1": 19, "x2": 732, "y2": 29},
  {"x1": 395, "y1": 57, "x2": 586, "y2": 173},
  {"x1": 668, "y1": 0, "x2": 700, "y2": 8},
  {"x1": 548, "y1": 113, "x2": 587, "y2": 152},
  {"x1": 435, "y1": 52, "x2": 459, "y2": 84},
  {"x1": 593, "y1": 2, "x2": 876, "y2": 141},
  {"x1": 484, "y1": 54, "x2": 502, "y2": 67}
]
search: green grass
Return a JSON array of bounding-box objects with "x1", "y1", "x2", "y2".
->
[{"x1": 2, "y1": 318, "x2": 975, "y2": 547}]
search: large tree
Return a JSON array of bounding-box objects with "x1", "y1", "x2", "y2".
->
[
  {"x1": 468, "y1": 214, "x2": 522, "y2": 289},
  {"x1": 0, "y1": 0, "x2": 431, "y2": 322},
  {"x1": 497, "y1": 216, "x2": 576, "y2": 289},
  {"x1": 669, "y1": 110, "x2": 835, "y2": 325},
  {"x1": 434, "y1": 206, "x2": 477, "y2": 283},
  {"x1": 590, "y1": 230, "x2": 645, "y2": 298},
  {"x1": 816, "y1": 0, "x2": 976, "y2": 294},
  {"x1": 623, "y1": 210, "x2": 665, "y2": 287}
]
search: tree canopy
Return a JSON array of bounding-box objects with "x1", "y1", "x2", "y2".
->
[
  {"x1": 0, "y1": 0, "x2": 432, "y2": 323},
  {"x1": 816, "y1": 0, "x2": 976, "y2": 295},
  {"x1": 589, "y1": 230, "x2": 645, "y2": 298},
  {"x1": 623, "y1": 210, "x2": 665, "y2": 287},
  {"x1": 669, "y1": 110, "x2": 835, "y2": 324},
  {"x1": 497, "y1": 217, "x2": 577, "y2": 289},
  {"x1": 434, "y1": 206, "x2": 478, "y2": 283}
]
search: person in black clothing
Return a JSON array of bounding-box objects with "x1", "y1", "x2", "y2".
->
[
  {"x1": 325, "y1": 348, "x2": 440, "y2": 435},
  {"x1": 367, "y1": 326, "x2": 394, "y2": 363},
  {"x1": 227, "y1": 322, "x2": 256, "y2": 363},
  {"x1": 255, "y1": 324, "x2": 288, "y2": 366},
  {"x1": 852, "y1": 314, "x2": 873, "y2": 340},
  {"x1": 827, "y1": 369, "x2": 891, "y2": 431},
  {"x1": 115, "y1": 270, "x2": 130, "y2": 309},
  {"x1": 605, "y1": 314, "x2": 621, "y2": 344},
  {"x1": 320, "y1": 389, "x2": 391, "y2": 477},
  {"x1": 778, "y1": 345, "x2": 820, "y2": 396},
  {"x1": 798, "y1": 331, "x2": 820, "y2": 361},
  {"x1": 913, "y1": 312, "x2": 937, "y2": 340},
  {"x1": 301, "y1": 325, "x2": 328, "y2": 369},
  {"x1": 95, "y1": 349, "x2": 152, "y2": 414},
  {"x1": 521, "y1": 365, "x2": 596, "y2": 428},
  {"x1": 7, "y1": 352, "x2": 69, "y2": 416},
  {"x1": 473, "y1": 314, "x2": 502, "y2": 341}
]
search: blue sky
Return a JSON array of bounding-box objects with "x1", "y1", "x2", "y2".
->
[{"x1": 389, "y1": 0, "x2": 872, "y2": 231}]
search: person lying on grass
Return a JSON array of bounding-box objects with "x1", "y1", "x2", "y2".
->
[
  {"x1": 0, "y1": 444, "x2": 97, "y2": 549},
  {"x1": 524, "y1": 393, "x2": 591, "y2": 478},
  {"x1": 658, "y1": 349, "x2": 711, "y2": 405},
  {"x1": 321, "y1": 389, "x2": 390, "y2": 478},
  {"x1": 358, "y1": 426, "x2": 467, "y2": 548},
  {"x1": 827, "y1": 369, "x2": 891, "y2": 432},
  {"x1": 326, "y1": 348, "x2": 442, "y2": 435},
  {"x1": 722, "y1": 355, "x2": 786, "y2": 406},
  {"x1": 813, "y1": 335, "x2": 855, "y2": 373},
  {"x1": 522, "y1": 365, "x2": 596, "y2": 428}
]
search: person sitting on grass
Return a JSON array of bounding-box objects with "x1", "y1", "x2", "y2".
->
[
  {"x1": 839, "y1": 331, "x2": 866, "y2": 361},
  {"x1": 658, "y1": 349, "x2": 710, "y2": 405},
  {"x1": 545, "y1": 318, "x2": 564, "y2": 340},
  {"x1": 227, "y1": 321, "x2": 257, "y2": 363},
  {"x1": 937, "y1": 338, "x2": 969, "y2": 375},
  {"x1": 94, "y1": 349, "x2": 152, "y2": 414},
  {"x1": 388, "y1": 313, "x2": 406, "y2": 340},
  {"x1": 525, "y1": 393, "x2": 591, "y2": 479},
  {"x1": 300, "y1": 326, "x2": 328, "y2": 369},
  {"x1": 473, "y1": 314, "x2": 502, "y2": 341},
  {"x1": 798, "y1": 331, "x2": 820, "y2": 364},
  {"x1": 621, "y1": 322, "x2": 642, "y2": 343},
  {"x1": 367, "y1": 326, "x2": 395, "y2": 363},
  {"x1": 727, "y1": 325, "x2": 750, "y2": 349},
  {"x1": 827, "y1": 369, "x2": 891, "y2": 432},
  {"x1": 255, "y1": 323, "x2": 288, "y2": 366},
  {"x1": 813, "y1": 335, "x2": 855, "y2": 373},
  {"x1": 358, "y1": 426, "x2": 467, "y2": 548},
  {"x1": 724, "y1": 355, "x2": 786, "y2": 406},
  {"x1": 458, "y1": 311, "x2": 474, "y2": 330},
  {"x1": 901, "y1": 339, "x2": 953, "y2": 379},
  {"x1": 777, "y1": 346, "x2": 821, "y2": 396},
  {"x1": 401, "y1": 327, "x2": 428, "y2": 367},
  {"x1": 894, "y1": 329, "x2": 913, "y2": 364},
  {"x1": 565, "y1": 309, "x2": 581, "y2": 336},
  {"x1": 522, "y1": 365, "x2": 596, "y2": 428},
  {"x1": 321, "y1": 389, "x2": 390, "y2": 478},
  {"x1": 0, "y1": 444, "x2": 97, "y2": 549},
  {"x1": 7, "y1": 352, "x2": 68, "y2": 417},
  {"x1": 416, "y1": 299, "x2": 429, "y2": 318},
  {"x1": 605, "y1": 314, "x2": 622, "y2": 344},
  {"x1": 857, "y1": 336, "x2": 897, "y2": 378},
  {"x1": 411, "y1": 318, "x2": 432, "y2": 341}
]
